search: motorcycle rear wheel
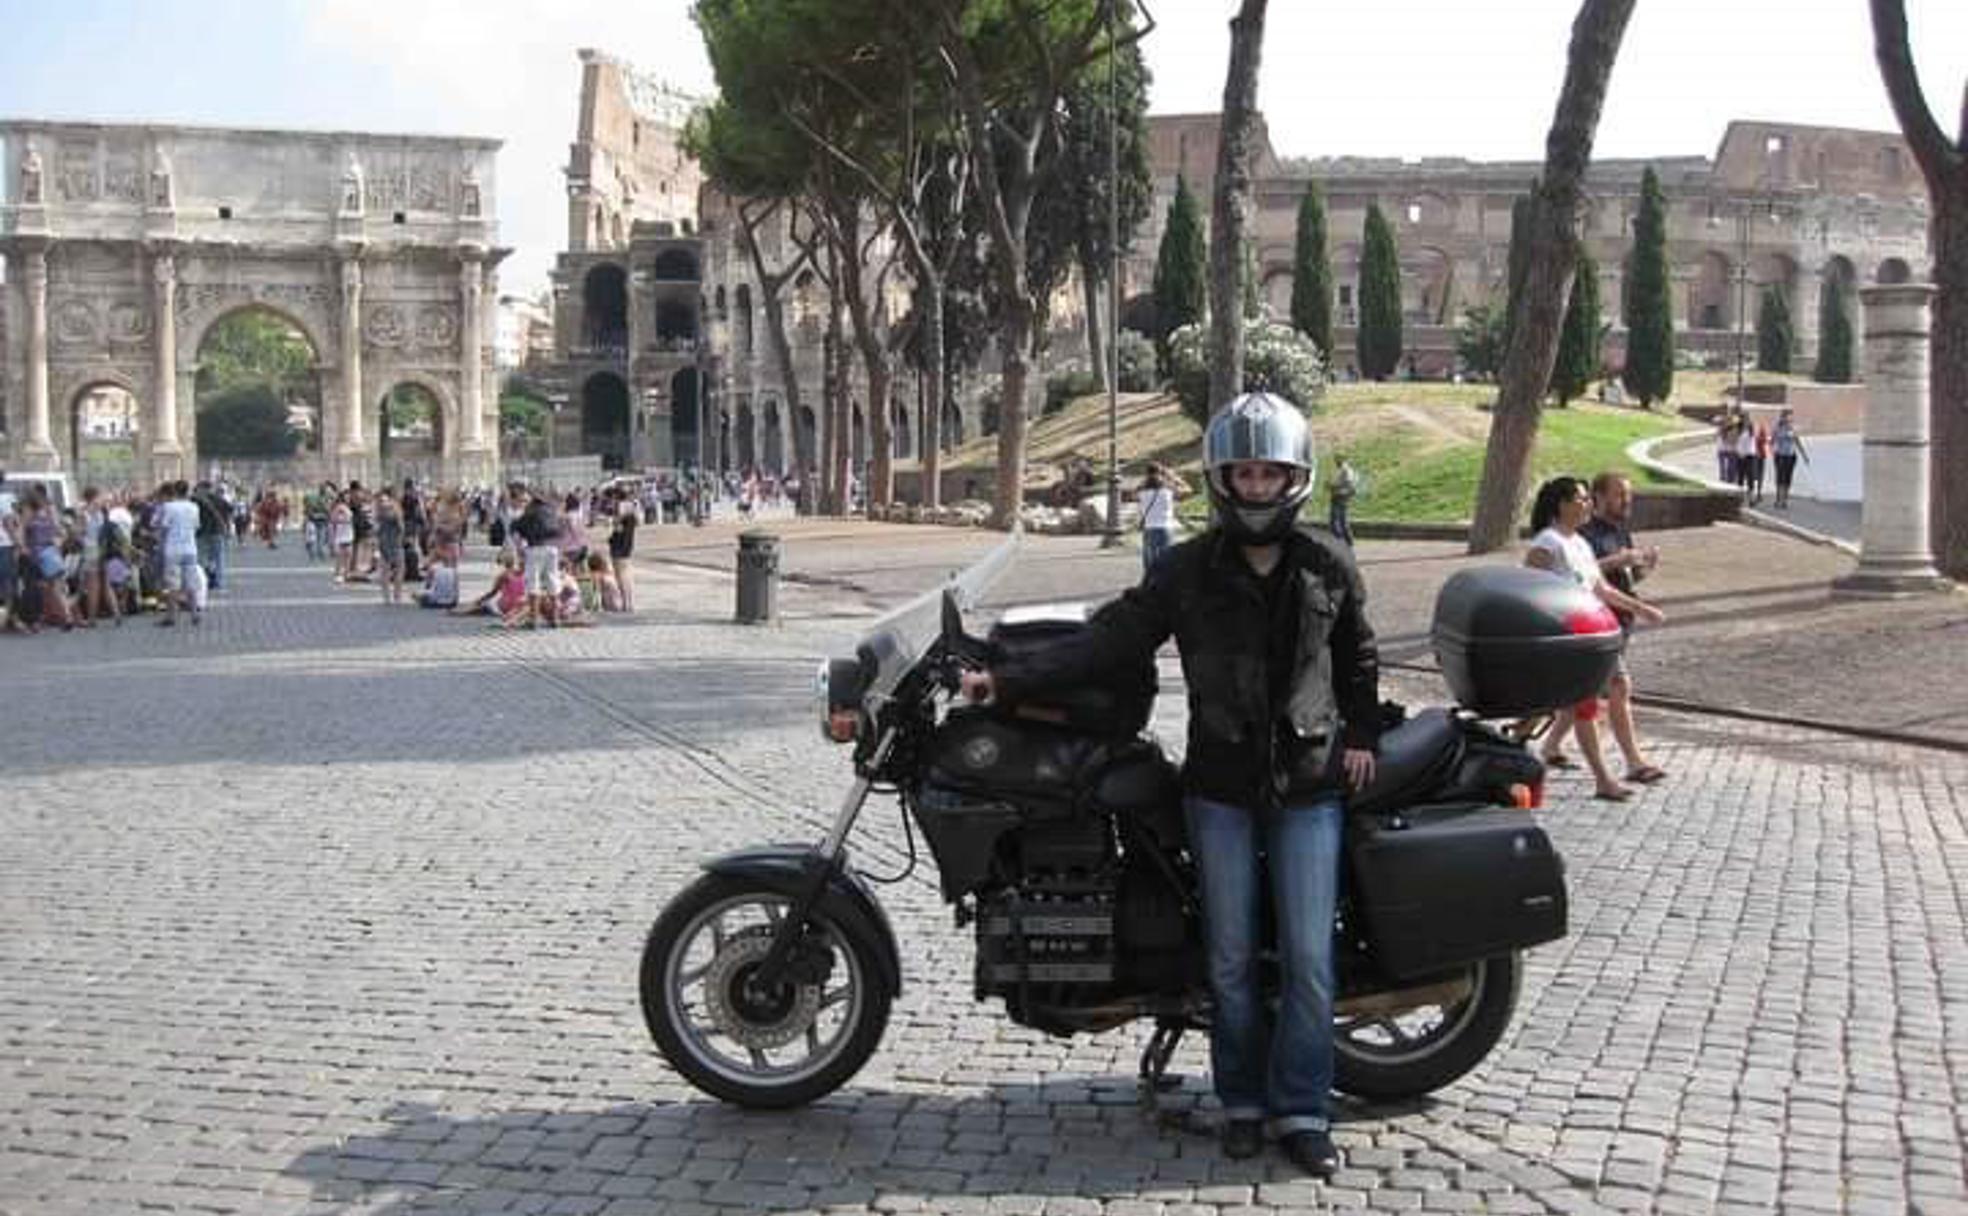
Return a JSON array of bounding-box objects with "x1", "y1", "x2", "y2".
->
[
  {"x1": 1332, "y1": 952, "x2": 1521, "y2": 1101},
  {"x1": 640, "y1": 874, "x2": 892, "y2": 1109}
]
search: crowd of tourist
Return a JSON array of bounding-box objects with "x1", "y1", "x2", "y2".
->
[
  {"x1": 296, "y1": 478, "x2": 646, "y2": 627},
  {"x1": 0, "y1": 474, "x2": 260, "y2": 632},
  {"x1": 0, "y1": 471, "x2": 658, "y2": 636}
]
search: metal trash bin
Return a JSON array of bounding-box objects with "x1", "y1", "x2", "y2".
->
[{"x1": 735, "y1": 530, "x2": 780, "y2": 624}]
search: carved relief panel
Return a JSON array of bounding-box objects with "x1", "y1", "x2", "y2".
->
[{"x1": 363, "y1": 304, "x2": 459, "y2": 352}]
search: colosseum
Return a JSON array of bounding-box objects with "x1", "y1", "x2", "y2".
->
[
  {"x1": 1133, "y1": 113, "x2": 1931, "y2": 379},
  {"x1": 519, "y1": 52, "x2": 1936, "y2": 480}
]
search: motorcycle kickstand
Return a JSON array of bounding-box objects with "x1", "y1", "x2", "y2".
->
[{"x1": 1136, "y1": 1019, "x2": 1187, "y2": 1110}]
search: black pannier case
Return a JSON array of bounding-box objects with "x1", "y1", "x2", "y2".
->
[
  {"x1": 1431, "y1": 566, "x2": 1624, "y2": 717},
  {"x1": 1348, "y1": 805, "x2": 1567, "y2": 981},
  {"x1": 987, "y1": 616, "x2": 1157, "y2": 738}
]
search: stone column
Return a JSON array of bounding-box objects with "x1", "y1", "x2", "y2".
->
[
  {"x1": 337, "y1": 256, "x2": 366, "y2": 459},
  {"x1": 1834, "y1": 283, "x2": 1952, "y2": 597},
  {"x1": 458, "y1": 252, "x2": 486, "y2": 453},
  {"x1": 151, "y1": 251, "x2": 183, "y2": 469},
  {"x1": 21, "y1": 247, "x2": 56, "y2": 467}
]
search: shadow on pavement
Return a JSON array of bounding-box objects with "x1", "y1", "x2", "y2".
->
[{"x1": 281, "y1": 1081, "x2": 1434, "y2": 1213}]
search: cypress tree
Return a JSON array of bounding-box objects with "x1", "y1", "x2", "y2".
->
[
  {"x1": 1551, "y1": 253, "x2": 1603, "y2": 405},
  {"x1": 1756, "y1": 286, "x2": 1793, "y2": 373},
  {"x1": 1815, "y1": 278, "x2": 1853, "y2": 383},
  {"x1": 1242, "y1": 237, "x2": 1262, "y2": 320},
  {"x1": 1289, "y1": 181, "x2": 1334, "y2": 363},
  {"x1": 1151, "y1": 175, "x2": 1207, "y2": 371},
  {"x1": 1356, "y1": 202, "x2": 1404, "y2": 380},
  {"x1": 1620, "y1": 166, "x2": 1674, "y2": 407}
]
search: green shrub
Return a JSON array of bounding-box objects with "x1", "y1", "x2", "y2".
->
[
  {"x1": 1169, "y1": 318, "x2": 1327, "y2": 425},
  {"x1": 1116, "y1": 329, "x2": 1157, "y2": 392}
]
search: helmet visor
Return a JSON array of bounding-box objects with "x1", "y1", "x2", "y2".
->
[{"x1": 1202, "y1": 392, "x2": 1312, "y2": 469}]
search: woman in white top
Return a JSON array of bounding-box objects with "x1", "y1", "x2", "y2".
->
[
  {"x1": 1524, "y1": 476, "x2": 1665, "y2": 801},
  {"x1": 1135, "y1": 464, "x2": 1186, "y2": 571}
]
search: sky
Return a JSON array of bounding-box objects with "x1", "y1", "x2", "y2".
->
[{"x1": 1, "y1": 0, "x2": 1963, "y2": 296}]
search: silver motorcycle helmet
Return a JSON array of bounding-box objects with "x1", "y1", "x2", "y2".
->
[{"x1": 1202, "y1": 390, "x2": 1317, "y2": 544}]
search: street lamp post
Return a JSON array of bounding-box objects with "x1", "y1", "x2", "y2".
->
[{"x1": 1099, "y1": 0, "x2": 1124, "y2": 550}]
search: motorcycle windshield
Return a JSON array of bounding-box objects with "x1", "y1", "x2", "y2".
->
[{"x1": 854, "y1": 526, "x2": 1023, "y2": 700}]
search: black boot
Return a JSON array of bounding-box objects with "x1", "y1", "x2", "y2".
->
[{"x1": 1281, "y1": 1129, "x2": 1339, "y2": 1178}]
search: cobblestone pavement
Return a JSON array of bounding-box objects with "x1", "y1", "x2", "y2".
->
[{"x1": 1, "y1": 537, "x2": 1965, "y2": 1215}]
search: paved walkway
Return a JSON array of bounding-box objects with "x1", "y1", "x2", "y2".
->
[
  {"x1": 640, "y1": 516, "x2": 1968, "y2": 746},
  {"x1": 0, "y1": 530, "x2": 1964, "y2": 1215}
]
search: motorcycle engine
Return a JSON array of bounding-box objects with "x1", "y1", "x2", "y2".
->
[{"x1": 974, "y1": 816, "x2": 1118, "y2": 992}]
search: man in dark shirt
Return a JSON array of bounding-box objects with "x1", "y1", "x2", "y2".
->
[{"x1": 1580, "y1": 472, "x2": 1666, "y2": 784}]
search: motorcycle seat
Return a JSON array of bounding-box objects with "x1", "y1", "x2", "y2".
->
[{"x1": 1349, "y1": 708, "x2": 1462, "y2": 816}]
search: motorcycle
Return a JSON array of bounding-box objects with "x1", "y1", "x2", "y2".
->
[{"x1": 640, "y1": 532, "x2": 1617, "y2": 1110}]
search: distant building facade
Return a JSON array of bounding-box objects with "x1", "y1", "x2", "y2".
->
[{"x1": 1134, "y1": 114, "x2": 1931, "y2": 377}]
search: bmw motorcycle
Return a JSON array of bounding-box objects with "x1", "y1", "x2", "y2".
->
[{"x1": 640, "y1": 531, "x2": 1616, "y2": 1110}]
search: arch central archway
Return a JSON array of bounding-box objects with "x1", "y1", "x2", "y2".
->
[
  {"x1": 193, "y1": 306, "x2": 321, "y2": 474},
  {"x1": 379, "y1": 382, "x2": 444, "y2": 487}
]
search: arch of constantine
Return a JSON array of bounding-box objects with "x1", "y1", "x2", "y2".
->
[{"x1": 1, "y1": 121, "x2": 505, "y2": 488}]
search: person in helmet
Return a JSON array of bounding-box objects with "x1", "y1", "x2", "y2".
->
[{"x1": 961, "y1": 390, "x2": 1379, "y2": 1176}]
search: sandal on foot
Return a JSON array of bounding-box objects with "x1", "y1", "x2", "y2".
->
[
  {"x1": 1593, "y1": 786, "x2": 1633, "y2": 802},
  {"x1": 1626, "y1": 765, "x2": 1668, "y2": 784}
]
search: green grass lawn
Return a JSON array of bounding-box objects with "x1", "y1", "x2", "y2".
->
[
  {"x1": 1339, "y1": 403, "x2": 1691, "y2": 525},
  {"x1": 928, "y1": 381, "x2": 1697, "y2": 527}
]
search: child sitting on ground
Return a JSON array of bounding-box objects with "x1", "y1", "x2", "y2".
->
[
  {"x1": 419, "y1": 551, "x2": 459, "y2": 610},
  {"x1": 454, "y1": 552, "x2": 528, "y2": 624},
  {"x1": 554, "y1": 557, "x2": 595, "y2": 627}
]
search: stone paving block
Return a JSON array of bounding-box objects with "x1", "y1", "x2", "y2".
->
[{"x1": 0, "y1": 540, "x2": 1963, "y2": 1216}]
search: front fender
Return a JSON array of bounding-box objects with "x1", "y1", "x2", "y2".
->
[{"x1": 701, "y1": 844, "x2": 903, "y2": 999}]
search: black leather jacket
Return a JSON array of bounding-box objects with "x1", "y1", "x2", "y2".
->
[{"x1": 995, "y1": 526, "x2": 1380, "y2": 811}]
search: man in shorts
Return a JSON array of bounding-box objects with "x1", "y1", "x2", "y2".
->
[
  {"x1": 1581, "y1": 472, "x2": 1666, "y2": 785},
  {"x1": 512, "y1": 489, "x2": 563, "y2": 627},
  {"x1": 157, "y1": 480, "x2": 204, "y2": 627}
]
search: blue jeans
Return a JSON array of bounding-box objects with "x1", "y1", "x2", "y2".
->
[
  {"x1": 198, "y1": 533, "x2": 227, "y2": 591},
  {"x1": 1328, "y1": 502, "x2": 1353, "y2": 546},
  {"x1": 1142, "y1": 526, "x2": 1174, "y2": 572},
  {"x1": 1184, "y1": 793, "x2": 1343, "y2": 1134}
]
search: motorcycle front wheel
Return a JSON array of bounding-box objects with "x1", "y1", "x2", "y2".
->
[
  {"x1": 640, "y1": 874, "x2": 892, "y2": 1109},
  {"x1": 1332, "y1": 952, "x2": 1521, "y2": 1101}
]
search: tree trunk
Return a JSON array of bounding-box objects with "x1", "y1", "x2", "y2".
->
[
  {"x1": 1933, "y1": 191, "x2": 1967, "y2": 577},
  {"x1": 1079, "y1": 240, "x2": 1109, "y2": 392},
  {"x1": 827, "y1": 292, "x2": 853, "y2": 515},
  {"x1": 830, "y1": 203, "x2": 894, "y2": 508},
  {"x1": 1206, "y1": 0, "x2": 1268, "y2": 415},
  {"x1": 741, "y1": 204, "x2": 815, "y2": 480},
  {"x1": 996, "y1": 304, "x2": 1034, "y2": 529},
  {"x1": 921, "y1": 280, "x2": 945, "y2": 508},
  {"x1": 1466, "y1": 0, "x2": 1638, "y2": 553}
]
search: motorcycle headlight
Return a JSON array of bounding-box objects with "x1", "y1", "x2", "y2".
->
[{"x1": 817, "y1": 657, "x2": 862, "y2": 743}]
